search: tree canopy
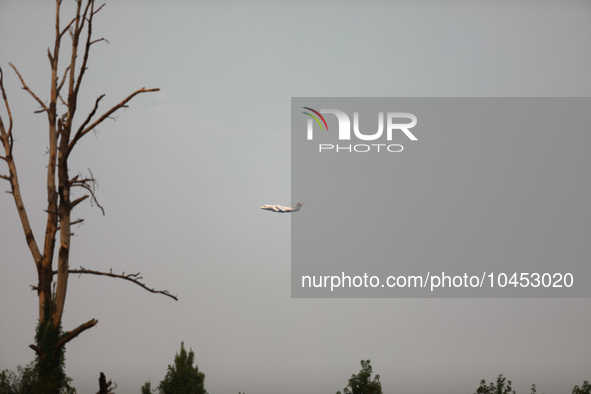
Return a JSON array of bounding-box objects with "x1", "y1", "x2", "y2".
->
[
  {"x1": 475, "y1": 374, "x2": 516, "y2": 394},
  {"x1": 572, "y1": 381, "x2": 591, "y2": 394},
  {"x1": 157, "y1": 342, "x2": 207, "y2": 394},
  {"x1": 336, "y1": 359, "x2": 382, "y2": 394}
]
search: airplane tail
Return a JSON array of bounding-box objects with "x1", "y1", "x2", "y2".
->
[{"x1": 292, "y1": 202, "x2": 304, "y2": 212}]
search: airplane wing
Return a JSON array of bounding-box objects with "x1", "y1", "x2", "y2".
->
[{"x1": 275, "y1": 205, "x2": 286, "y2": 212}]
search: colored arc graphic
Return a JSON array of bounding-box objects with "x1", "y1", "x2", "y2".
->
[{"x1": 302, "y1": 107, "x2": 329, "y2": 131}]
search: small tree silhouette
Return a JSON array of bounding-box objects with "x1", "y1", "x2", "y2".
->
[
  {"x1": 158, "y1": 342, "x2": 207, "y2": 394},
  {"x1": 337, "y1": 359, "x2": 382, "y2": 394}
]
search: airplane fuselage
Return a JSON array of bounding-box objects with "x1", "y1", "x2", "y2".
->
[{"x1": 260, "y1": 203, "x2": 304, "y2": 213}]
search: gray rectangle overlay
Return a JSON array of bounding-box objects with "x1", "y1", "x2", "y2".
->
[{"x1": 292, "y1": 98, "x2": 591, "y2": 298}]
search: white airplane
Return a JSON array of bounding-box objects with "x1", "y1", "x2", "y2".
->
[{"x1": 260, "y1": 202, "x2": 304, "y2": 213}]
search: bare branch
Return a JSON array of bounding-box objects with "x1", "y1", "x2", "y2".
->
[
  {"x1": 79, "y1": 184, "x2": 103, "y2": 214},
  {"x1": 58, "y1": 94, "x2": 68, "y2": 107},
  {"x1": 71, "y1": 194, "x2": 89, "y2": 208},
  {"x1": 68, "y1": 88, "x2": 159, "y2": 152},
  {"x1": 71, "y1": 0, "x2": 96, "y2": 103},
  {"x1": 56, "y1": 65, "x2": 71, "y2": 97},
  {"x1": 70, "y1": 169, "x2": 104, "y2": 214},
  {"x1": 9, "y1": 63, "x2": 49, "y2": 113},
  {"x1": 90, "y1": 38, "x2": 105, "y2": 45},
  {"x1": 59, "y1": 17, "x2": 77, "y2": 39},
  {"x1": 92, "y1": 3, "x2": 106, "y2": 16},
  {"x1": 56, "y1": 217, "x2": 85, "y2": 231},
  {"x1": 29, "y1": 344, "x2": 41, "y2": 357},
  {"x1": 76, "y1": 94, "x2": 105, "y2": 136},
  {"x1": 0, "y1": 68, "x2": 12, "y2": 140},
  {"x1": 54, "y1": 267, "x2": 178, "y2": 301},
  {"x1": 0, "y1": 67, "x2": 14, "y2": 147},
  {"x1": 71, "y1": 218, "x2": 85, "y2": 226},
  {"x1": 0, "y1": 70, "x2": 42, "y2": 267},
  {"x1": 56, "y1": 318, "x2": 99, "y2": 350}
]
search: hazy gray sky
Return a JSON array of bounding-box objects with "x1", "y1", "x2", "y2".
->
[{"x1": 1, "y1": 1, "x2": 590, "y2": 393}]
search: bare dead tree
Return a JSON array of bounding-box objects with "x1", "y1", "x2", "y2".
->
[
  {"x1": 0, "y1": 0, "x2": 175, "y2": 388},
  {"x1": 97, "y1": 372, "x2": 117, "y2": 394}
]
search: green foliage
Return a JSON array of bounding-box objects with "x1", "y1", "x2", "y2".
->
[
  {"x1": 157, "y1": 342, "x2": 207, "y2": 394},
  {"x1": 475, "y1": 374, "x2": 516, "y2": 394},
  {"x1": 0, "y1": 363, "x2": 37, "y2": 394},
  {"x1": 336, "y1": 360, "x2": 382, "y2": 394},
  {"x1": 32, "y1": 302, "x2": 75, "y2": 394},
  {"x1": 0, "y1": 302, "x2": 76, "y2": 394},
  {"x1": 0, "y1": 361, "x2": 74, "y2": 394},
  {"x1": 142, "y1": 381, "x2": 153, "y2": 394},
  {"x1": 573, "y1": 381, "x2": 591, "y2": 394},
  {"x1": 474, "y1": 375, "x2": 590, "y2": 394}
]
